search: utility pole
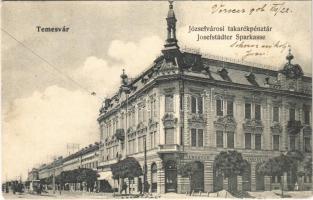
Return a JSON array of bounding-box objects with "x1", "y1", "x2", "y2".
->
[
  {"x1": 143, "y1": 136, "x2": 147, "y2": 193},
  {"x1": 52, "y1": 161, "x2": 55, "y2": 194}
]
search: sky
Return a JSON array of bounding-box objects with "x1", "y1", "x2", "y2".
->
[{"x1": 2, "y1": 1, "x2": 311, "y2": 181}]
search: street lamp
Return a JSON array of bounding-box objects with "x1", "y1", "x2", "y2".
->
[{"x1": 143, "y1": 136, "x2": 147, "y2": 193}]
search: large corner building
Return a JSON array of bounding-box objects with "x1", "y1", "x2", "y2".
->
[{"x1": 97, "y1": 2, "x2": 312, "y2": 194}]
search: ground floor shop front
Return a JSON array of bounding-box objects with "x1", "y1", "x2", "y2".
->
[{"x1": 97, "y1": 149, "x2": 312, "y2": 194}]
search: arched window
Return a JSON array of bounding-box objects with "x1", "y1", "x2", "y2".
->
[{"x1": 151, "y1": 163, "x2": 157, "y2": 192}]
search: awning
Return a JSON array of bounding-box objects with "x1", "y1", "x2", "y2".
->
[{"x1": 97, "y1": 171, "x2": 114, "y2": 187}]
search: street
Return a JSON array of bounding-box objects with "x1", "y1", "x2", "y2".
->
[{"x1": 2, "y1": 190, "x2": 313, "y2": 199}]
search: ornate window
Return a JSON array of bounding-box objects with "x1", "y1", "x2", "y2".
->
[
  {"x1": 191, "y1": 129, "x2": 203, "y2": 147},
  {"x1": 245, "y1": 133, "x2": 251, "y2": 149},
  {"x1": 191, "y1": 95, "x2": 203, "y2": 114},
  {"x1": 216, "y1": 99, "x2": 223, "y2": 116},
  {"x1": 216, "y1": 131, "x2": 223, "y2": 148},
  {"x1": 245, "y1": 103, "x2": 251, "y2": 119},
  {"x1": 227, "y1": 132, "x2": 234, "y2": 148},
  {"x1": 289, "y1": 108, "x2": 296, "y2": 121},
  {"x1": 304, "y1": 137, "x2": 311, "y2": 152},
  {"x1": 227, "y1": 100, "x2": 234, "y2": 116},
  {"x1": 273, "y1": 135, "x2": 280, "y2": 150},
  {"x1": 255, "y1": 134, "x2": 262, "y2": 150},
  {"x1": 165, "y1": 95, "x2": 174, "y2": 112},
  {"x1": 165, "y1": 128, "x2": 174, "y2": 144},
  {"x1": 255, "y1": 104, "x2": 261, "y2": 120},
  {"x1": 289, "y1": 136, "x2": 296, "y2": 151},
  {"x1": 273, "y1": 106, "x2": 279, "y2": 122},
  {"x1": 304, "y1": 105, "x2": 311, "y2": 125}
]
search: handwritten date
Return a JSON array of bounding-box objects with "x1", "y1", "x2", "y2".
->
[{"x1": 212, "y1": 2, "x2": 291, "y2": 16}]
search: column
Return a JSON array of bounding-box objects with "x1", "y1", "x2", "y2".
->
[
  {"x1": 204, "y1": 160, "x2": 214, "y2": 192},
  {"x1": 264, "y1": 176, "x2": 271, "y2": 191},
  {"x1": 251, "y1": 163, "x2": 256, "y2": 191},
  {"x1": 174, "y1": 94, "x2": 180, "y2": 145},
  {"x1": 177, "y1": 174, "x2": 189, "y2": 194},
  {"x1": 183, "y1": 94, "x2": 190, "y2": 146},
  {"x1": 282, "y1": 101, "x2": 288, "y2": 151},
  {"x1": 264, "y1": 101, "x2": 271, "y2": 150},
  {"x1": 236, "y1": 97, "x2": 244, "y2": 148},
  {"x1": 205, "y1": 90, "x2": 212, "y2": 147},
  {"x1": 159, "y1": 95, "x2": 165, "y2": 144},
  {"x1": 157, "y1": 161, "x2": 165, "y2": 194}
]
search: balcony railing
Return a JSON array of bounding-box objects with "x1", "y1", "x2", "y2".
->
[{"x1": 287, "y1": 120, "x2": 302, "y2": 135}]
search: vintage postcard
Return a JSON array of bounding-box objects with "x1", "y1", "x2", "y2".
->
[{"x1": 2, "y1": 0, "x2": 312, "y2": 199}]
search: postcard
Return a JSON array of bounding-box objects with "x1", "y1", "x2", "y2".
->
[{"x1": 2, "y1": 0, "x2": 312, "y2": 199}]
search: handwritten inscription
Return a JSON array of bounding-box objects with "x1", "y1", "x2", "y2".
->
[
  {"x1": 230, "y1": 40, "x2": 289, "y2": 60},
  {"x1": 211, "y1": 2, "x2": 292, "y2": 16}
]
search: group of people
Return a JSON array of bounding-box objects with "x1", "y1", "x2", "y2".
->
[
  {"x1": 2, "y1": 182, "x2": 24, "y2": 194},
  {"x1": 120, "y1": 178, "x2": 150, "y2": 195}
]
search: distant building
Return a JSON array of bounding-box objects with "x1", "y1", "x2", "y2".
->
[
  {"x1": 97, "y1": 1, "x2": 312, "y2": 194},
  {"x1": 27, "y1": 168, "x2": 39, "y2": 181},
  {"x1": 36, "y1": 143, "x2": 99, "y2": 191}
]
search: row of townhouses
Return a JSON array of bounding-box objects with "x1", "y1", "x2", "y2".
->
[
  {"x1": 27, "y1": 143, "x2": 100, "y2": 190},
  {"x1": 28, "y1": 1, "x2": 312, "y2": 195}
]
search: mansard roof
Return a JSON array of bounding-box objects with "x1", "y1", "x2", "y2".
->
[
  {"x1": 98, "y1": 1, "x2": 311, "y2": 120},
  {"x1": 98, "y1": 50, "x2": 311, "y2": 120}
]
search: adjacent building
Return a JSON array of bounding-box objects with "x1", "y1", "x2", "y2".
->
[
  {"x1": 97, "y1": 1, "x2": 312, "y2": 194},
  {"x1": 30, "y1": 143, "x2": 99, "y2": 190}
]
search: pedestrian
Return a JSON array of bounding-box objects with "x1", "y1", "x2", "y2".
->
[
  {"x1": 138, "y1": 178, "x2": 142, "y2": 194},
  {"x1": 121, "y1": 182, "x2": 127, "y2": 194},
  {"x1": 12, "y1": 183, "x2": 16, "y2": 195}
]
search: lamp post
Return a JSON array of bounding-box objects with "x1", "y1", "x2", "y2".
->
[
  {"x1": 52, "y1": 162, "x2": 55, "y2": 194},
  {"x1": 143, "y1": 136, "x2": 147, "y2": 193}
]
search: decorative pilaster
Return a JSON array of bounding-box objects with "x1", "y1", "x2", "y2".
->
[
  {"x1": 204, "y1": 160, "x2": 214, "y2": 192},
  {"x1": 157, "y1": 161, "x2": 165, "y2": 194}
]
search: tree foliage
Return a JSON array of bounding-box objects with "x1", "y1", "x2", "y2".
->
[
  {"x1": 55, "y1": 168, "x2": 99, "y2": 186},
  {"x1": 214, "y1": 151, "x2": 248, "y2": 178},
  {"x1": 110, "y1": 157, "x2": 143, "y2": 179},
  {"x1": 257, "y1": 152, "x2": 304, "y2": 176},
  {"x1": 179, "y1": 162, "x2": 200, "y2": 178}
]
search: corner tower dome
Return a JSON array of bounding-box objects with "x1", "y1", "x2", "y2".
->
[{"x1": 280, "y1": 49, "x2": 304, "y2": 79}]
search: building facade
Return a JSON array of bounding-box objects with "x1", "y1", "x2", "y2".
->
[
  {"x1": 32, "y1": 143, "x2": 99, "y2": 191},
  {"x1": 97, "y1": 2, "x2": 312, "y2": 194}
]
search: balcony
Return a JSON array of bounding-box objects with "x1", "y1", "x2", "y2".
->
[
  {"x1": 157, "y1": 144, "x2": 183, "y2": 154},
  {"x1": 287, "y1": 120, "x2": 302, "y2": 135}
]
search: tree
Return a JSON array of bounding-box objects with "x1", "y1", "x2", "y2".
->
[
  {"x1": 257, "y1": 154, "x2": 295, "y2": 197},
  {"x1": 178, "y1": 162, "x2": 200, "y2": 195},
  {"x1": 110, "y1": 157, "x2": 143, "y2": 194},
  {"x1": 214, "y1": 151, "x2": 248, "y2": 192},
  {"x1": 76, "y1": 168, "x2": 99, "y2": 192}
]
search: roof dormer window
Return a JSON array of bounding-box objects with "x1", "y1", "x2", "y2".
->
[
  {"x1": 218, "y1": 68, "x2": 231, "y2": 82},
  {"x1": 245, "y1": 72, "x2": 259, "y2": 86}
]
